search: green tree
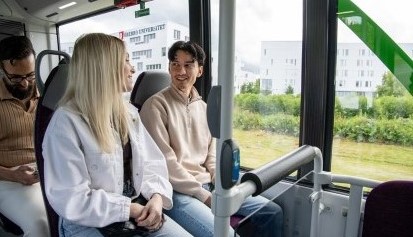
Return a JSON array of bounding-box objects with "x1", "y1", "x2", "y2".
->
[
  {"x1": 358, "y1": 95, "x2": 368, "y2": 115},
  {"x1": 376, "y1": 71, "x2": 406, "y2": 97},
  {"x1": 240, "y1": 79, "x2": 260, "y2": 94},
  {"x1": 285, "y1": 85, "x2": 294, "y2": 94}
]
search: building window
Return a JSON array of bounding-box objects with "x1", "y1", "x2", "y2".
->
[
  {"x1": 130, "y1": 36, "x2": 141, "y2": 43},
  {"x1": 137, "y1": 62, "x2": 143, "y2": 71},
  {"x1": 143, "y1": 33, "x2": 155, "y2": 43},
  {"x1": 261, "y1": 78, "x2": 272, "y2": 91},
  {"x1": 132, "y1": 50, "x2": 152, "y2": 59},
  {"x1": 174, "y1": 30, "x2": 181, "y2": 40},
  {"x1": 146, "y1": 64, "x2": 162, "y2": 70},
  {"x1": 162, "y1": 47, "x2": 166, "y2": 57}
]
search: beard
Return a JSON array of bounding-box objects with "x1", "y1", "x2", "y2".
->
[{"x1": 4, "y1": 79, "x2": 36, "y2": 100}]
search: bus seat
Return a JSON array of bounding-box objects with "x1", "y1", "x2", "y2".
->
[
  {"x1": 362, "y1": 180, "x2": 413, "y2": 237},
  {"x1": 130, "y1": 71, "x2": 171, "y2": 111},
  {"x1": 34, "y1": 51, "x2": 70, "y2": 237},
  {"x1": 0, "y1": 212, "x2": 23, "y2": 235}
]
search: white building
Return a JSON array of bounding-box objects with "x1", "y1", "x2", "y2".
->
[
  {"x1": 260, "y1": 41, "x2": 413, "y2": 106},
  {"x1": 61, "y1": 21, "x2": 257, "y2": 95},
  {"x1": 60, "y1": 21, "x2": 189, "y2": 83},
  {"x1": 233, "y1": 55, "x2": 260, "y2": 94},
  {"x1": 120, "y1": 21, "x2": 189, "y2": 73}
]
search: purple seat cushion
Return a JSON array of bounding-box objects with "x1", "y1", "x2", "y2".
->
[{"x1": 362, "y1": 180, "x2": 413, "y2": 237}]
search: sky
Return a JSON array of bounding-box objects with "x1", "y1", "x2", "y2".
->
[{"x1": 60, "y1": 0, "x2": 413, "y2": 66}]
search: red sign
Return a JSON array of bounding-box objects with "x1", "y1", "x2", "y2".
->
[{"x1": 114, "y1": 0, "x2": 138, "y2": 8}]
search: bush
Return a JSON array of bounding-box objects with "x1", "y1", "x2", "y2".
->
[
  {"x1": 233, "y1": 110, "x2": 262, "y2": 130},
  {"x1": 233, "y1": 93, "x2": 413, "y2": 146},
  {"x1": 373, "y1": 96, "x2": 413, "y2": 119},
  {"x1": 334, "y1": 116, "x2": 413, "y2": 145},
  {"x1": 234, "y1": 93, "x2": 300, "y2": 116},
  {"x1": 261, "y1": 114, "x2": 300, "y2": 136}
]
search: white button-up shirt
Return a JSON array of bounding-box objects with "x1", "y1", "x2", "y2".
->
[{"x1": 42, "y1": 103, "x2": 172, "y2": 227}]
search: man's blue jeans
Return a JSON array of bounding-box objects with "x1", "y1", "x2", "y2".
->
[{"x1": 164, "y1": 187, "x2": 283, "y2": 237}]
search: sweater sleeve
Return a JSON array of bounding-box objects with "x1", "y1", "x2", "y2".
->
[{"x1": 140, "y1": 97, "x2": 211, "y2": 203}]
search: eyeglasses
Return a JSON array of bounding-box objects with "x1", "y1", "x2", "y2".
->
[{"x1": 2, "y1": 67, "x2": 36, "y2": 83}]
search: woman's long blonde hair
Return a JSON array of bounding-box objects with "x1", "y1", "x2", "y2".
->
[{"x1": 60, "y1": 33, "x2": 129, "y2": 152}]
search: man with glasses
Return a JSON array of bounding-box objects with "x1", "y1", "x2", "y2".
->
[
  {"x1": 140, "y1": 41, "x2": 283, "y2": 237},
  {"x1": 0, "y1": 36, "x2": 50, "y2": 236}
]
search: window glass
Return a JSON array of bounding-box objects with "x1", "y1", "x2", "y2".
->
[
  {"x1": 59, "y1": 0, "x2": 189, "y2": 90},
  {"x1": 333, "y1": 0, "x2": 413, "y2": 181},
  {"x1": 211, "y1": 0, "x2": 303, "y2": 169}
]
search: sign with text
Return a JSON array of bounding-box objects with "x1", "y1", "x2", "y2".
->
[{"x1": 135, "y1": 8, "x2": 150, "y2": 18}]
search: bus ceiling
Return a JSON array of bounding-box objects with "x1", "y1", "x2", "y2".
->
[{"x1": 0, "y1": 0, "x2": 128, "y2": 25}]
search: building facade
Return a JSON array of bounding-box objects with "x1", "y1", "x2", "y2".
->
[
  {"x1": 119, "y1": 21, "x2": 189, "y2": 73},
  {"x1": 260, "y1": 41, "x2": 413, "y2": 107},
  {"x1": 60, "y1": 21, "x2": 189, "y2": 82}
]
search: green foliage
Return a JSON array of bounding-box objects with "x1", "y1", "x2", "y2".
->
[
  {"x1": 335, "y1": 97, "x2": 344, "y2": 117},
  {"x1": 285, "y1": 85, "x2": 294, "y2": 94},
  {"x1": 234, "y1": 93, "x2": 300, "y2": 116},
  {"x1": 234, "y1": 92, "x2": 413, "y2": 146},
  {"x1": 233, "y1": 110, "x2": 262, "y2": 130},
  {"x1": 373, "y1": 96, "x2": 413, "y2": 119},
  {"x1": 233, "y1": 110, "x2": 299, "y2": 136},
  {"x1": 261, "y1": 114, "x2": 300, "y2": 136},
  {"x1": 334, "y1": 116, "x2": 413, "y2": 145},
  {"x1": 240, "y1": 79, "x2": 260, "y2": 94},
  {"x1": 376, "y1": 71, "x2": 406, "y2": 97},
  {"x1": 358, "y1": 96, "x2": 368, "y2": 115}
]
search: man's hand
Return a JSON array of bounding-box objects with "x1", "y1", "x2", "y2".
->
[{"x1": 11, "y1": 165, "x2": 39, "y2": 185}]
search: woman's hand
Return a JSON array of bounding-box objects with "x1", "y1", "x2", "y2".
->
[
  {"x1": 134, "y1": 193, "x2": 164, "y2": 231},
  {"x1": 129, "y1": 202, "x2": 145, "y2": 219}
]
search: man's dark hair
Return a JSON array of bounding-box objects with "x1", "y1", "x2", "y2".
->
[
  {"x1": 0, "y1": 36, "x2": 35, "y2": 65},
  {"x1": 168, "y1": 41, "x2": 206, "y2": 66}
]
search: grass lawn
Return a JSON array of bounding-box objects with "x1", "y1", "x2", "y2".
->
[{"x1": 234, "y1": 129, "x2": 413, "y2": 182}]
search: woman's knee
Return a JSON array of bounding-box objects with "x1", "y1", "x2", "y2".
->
[
  {"x1": 151, "y1": 215, "x2": 193, "y2": 237},
  {"x1": 22, "y1": 216, "x2": 50, "y2": 237}
]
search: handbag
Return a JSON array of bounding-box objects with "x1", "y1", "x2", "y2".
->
[{"x1": 98, "y1": 195, "x2": 150, "y2": 237}]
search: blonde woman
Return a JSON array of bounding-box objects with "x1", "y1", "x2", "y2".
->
[{"x1": 42, "y1": 33, "x2": 192, "y2": 237}]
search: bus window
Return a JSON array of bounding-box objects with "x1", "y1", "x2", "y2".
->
[
  {"x1": 210, "y1": 0, "x2": 303, "y2": 170},
  {"x1": 58, "y1": 0, "x2": 189, "y2": 90},
  {"x1": 333, "y1": 0, "x2": 413, "y2": 182}
]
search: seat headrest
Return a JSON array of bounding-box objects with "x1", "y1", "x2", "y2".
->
[
  {"x1": 130, "y1": 71, "x2": 171, "y2": 111},
  {"x1": 42, "y1": 62, "x2": 69, "y2": 110}
]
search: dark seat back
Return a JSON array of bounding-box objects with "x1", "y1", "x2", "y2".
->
[
  {"x1": 34, "y1": 50, "x2": 70, "y2": 237},
  {"x1": 130, "y1": 71, "x2": 171, "y2": 111},
  {"x1": 362, "y1": 180, "x2": 413, "y2": 237},
  {"x1": 0, "y1": 212, "x2": 23, "y2": 235}
]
